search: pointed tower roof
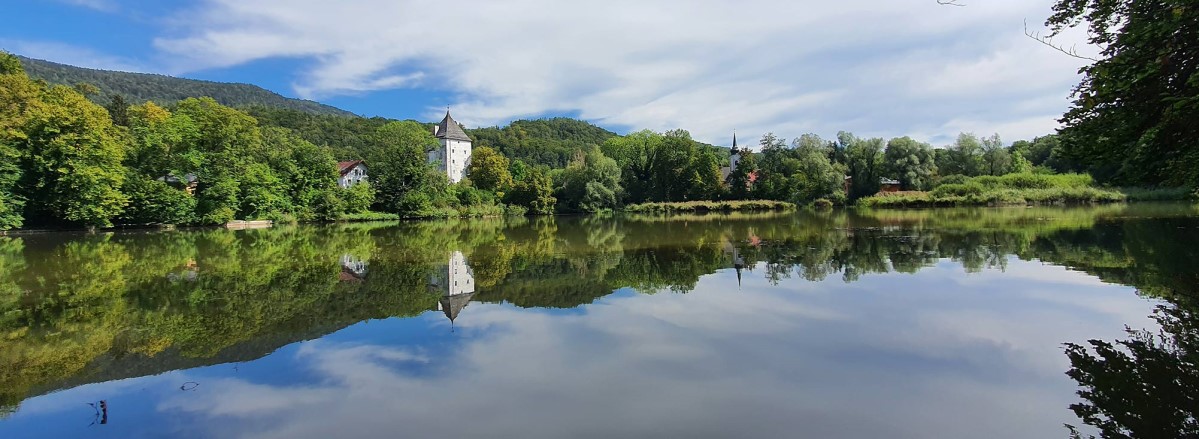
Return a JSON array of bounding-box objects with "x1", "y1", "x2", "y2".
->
[
  {"x1": 439, "y1": 292, "x2": 475, "y2": 324},
  {"x1": 435, "y1": 111, "x2": 472, "y2": 142},
  {"x1": 731, "y1": 131, "x2": 740, "y2": 154}
]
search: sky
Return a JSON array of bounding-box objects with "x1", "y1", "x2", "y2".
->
[{"x1": 1, "y1": 0, "x2": 1096, "y2": 147}]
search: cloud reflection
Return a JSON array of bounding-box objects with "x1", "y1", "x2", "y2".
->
[{"x1": 154, "y1": 259, "x2": 1152, "y2": 439}]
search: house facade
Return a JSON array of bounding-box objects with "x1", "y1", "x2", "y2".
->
[
  {"x1": 428, "y1": 111, "x2": 473, "y2": 184},
  {"x1": 338, "y1": 160, "x2": 368, "y2": 188}
]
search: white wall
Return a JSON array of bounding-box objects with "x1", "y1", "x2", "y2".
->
[{"x1": 339, "y1": 164, "x2": 369, "y2": 188}]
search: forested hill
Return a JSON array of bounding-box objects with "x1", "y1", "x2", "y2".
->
[
  {"x1": 469, "y1": 118, "x2": 620, "y2": 168},
  {"x1": 18, "y1": 56, "x2": 354, "y2": 116},
  {"x1": 246, "y1": 106, "x2": 638, "y2": 168}
]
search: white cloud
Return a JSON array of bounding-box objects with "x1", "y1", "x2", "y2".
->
[{"x1": 150, "y1": 0, "x2": 1093, "y2": 145}]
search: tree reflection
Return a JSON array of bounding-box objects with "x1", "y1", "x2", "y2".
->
[{"x1": 1, "y1": 203, "x2": 1198, "y2": 421}]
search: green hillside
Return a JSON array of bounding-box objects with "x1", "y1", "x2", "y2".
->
[{"x1": 18, "y1": 56, "x2": 354, "y2": 116}]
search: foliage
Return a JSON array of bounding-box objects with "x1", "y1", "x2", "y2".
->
[
  {"x1": 602, "y1": 129, "x2": 724, "y2": 203},
  {"x1": 466, "y1": 145, "x2": 514, "y2": 192},
  {"x1": 846, "y1": 135, "x2": 885, "y2": 199},
  {"x1": 859, "y1": 173, "x2": 1124, "y2": 207},
  {"x1": 340, "y1": 181, "x2": 375, "y2": 214},
  {"x1": 469, "y1": 118, "x2": 618, "y2": 168},
  {"x1": 1046, "y1": 0, "x2": 1199, "y2": 187},
  {"x1": 505, "y1": 168, "x2": 556, "y2": 214},
  {"x1": 884, "y1": 137, "x2": 937, "y2": 191},
  {"x1": 555, "y1": 148, "x2": 622, "y2": 212},
  {"x1": 937, "y1": 133, "x2": 985, "y2": 177},
  {"x1": 362, "y1": 121, "x2": 443, "y2": 215},
  {"x1": 622, "y1": 200, "x2": 796, "y2": 213},
  {"x1": 1, "y1": 71, "x2": 128, "y2": 227},
  {"x1": 339, "y1": 211, "x2": 402, "y2": 221},
  {"x1": 1064, "y1": 305, "x2": 1199, "y2": 438},
  {"x1": 119, "y1": 176, "x2": 196, "y2": 224},
  {"x1": 727, "y1": 150, "x2": 757, "y2": 200},
  {"x1": 754, "y1": 133, "x2": 845, "y2": 204}
]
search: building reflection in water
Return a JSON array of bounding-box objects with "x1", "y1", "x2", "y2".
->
[
  {"x1": 429, "y1": 251, "x2": 476, "y2": 328},
  {"x1": 339, "y1": 254, "x2": 368, "y2": 282}
]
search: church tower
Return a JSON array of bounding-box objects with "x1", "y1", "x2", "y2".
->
[
  {"x1": 729, "y1": 132, "x2": 742, "y2": 174},
  {"x1": 429, "y1": 110, "x2": 473, "y2": 183}
]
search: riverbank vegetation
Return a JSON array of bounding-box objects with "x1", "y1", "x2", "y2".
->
[{"x1": 623, "y1": 200, "x2": 796, "y2": 214}]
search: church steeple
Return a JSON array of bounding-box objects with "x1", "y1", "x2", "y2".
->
[{"x1": 731, "y1": 131, "x2": 739, "y2": 153}]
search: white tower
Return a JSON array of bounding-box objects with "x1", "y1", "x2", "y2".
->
[
  {"x1": 429, "y1": 110, "x2": 473, "y2": 184},
  {"x1": 729, "y1": 132, "x2": 742, "y2": 173}
]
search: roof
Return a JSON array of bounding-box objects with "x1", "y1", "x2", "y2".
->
[
  {"x1": 435, "y1": 111, "x2": 472, "y2": 142},
  {"x1": 338, "y1": 160, "x2": 364, "y2": 176},
  {"x1": 880, "y1": 177, "x2": 900, "y2": 185},
  {"x1": 439, "y1": 293, "x2": 475, "y2": 323}
]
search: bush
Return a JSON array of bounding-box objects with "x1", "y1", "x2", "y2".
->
[
  {"x1": 934, "y1": 174, "x2": 970, "y2": 187},
  {"x1": 120, "y1": 177, "x2": 196, "y2": 225},
  {"x1": 339, "y1": 211, "x2": 401, "y2": 221},
  {"x1": 623, "y1": 200, "x2": 796, "y2": 213},
  {"x1": 812, "y1": 198, "x2": 834, "y2": 210},
  {"x1": 504, "y1": 204, "x2": 529, "y2": 216},
  {"x1": 932, "y1": 183, "x2": 985, "y2": 198},
  {"x1": 340, "y1": 182, "x2": 374, "y2": 213}
]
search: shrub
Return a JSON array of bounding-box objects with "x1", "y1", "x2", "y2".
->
[
  {"x1": 812, "y1": 198, "x2": 834, "y2": 210},
  {"x1": 120, "y1": 177, "x2": 196, "y2": 225},
  {"x1": 934, "y1": 174, "x2": 970, "y2": 187},
  {"x1": 932, "y1": 183, "x2": 985, "y2": 198}
]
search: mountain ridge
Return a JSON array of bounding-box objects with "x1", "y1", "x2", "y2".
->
[{"x1": 17, "y1": 55, "x2": 355, "y2": 116}]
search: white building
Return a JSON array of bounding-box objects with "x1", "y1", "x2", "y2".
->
[
  {"x1": 430, "y1": 251, "x2": 477, "y2": 324},
  {"x1": 720, "y1": 132, "x2": 742, "y2": 182},
  {"x1": 428, "y1": 111, "x2": 473, "y2": 184},
  {"x1": 338, "y1": 160, "x2": 368, "y2": 188}
]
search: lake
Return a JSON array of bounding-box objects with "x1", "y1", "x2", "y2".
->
[{"x1": 2, "y1": 204, "x2": 1197, "y2": 438}]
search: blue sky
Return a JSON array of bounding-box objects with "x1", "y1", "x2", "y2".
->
[{"x1": 2, "y1": 0, "x2": 1095, "y2": 147}]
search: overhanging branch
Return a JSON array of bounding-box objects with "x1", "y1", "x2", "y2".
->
[{"x1": 1024, "y1": 19, "x2": 1100, "y2": 62}]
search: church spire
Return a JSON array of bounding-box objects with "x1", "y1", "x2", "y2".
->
[{"x1": 732, "y1": 131, "x2": 739, "y2": 153}]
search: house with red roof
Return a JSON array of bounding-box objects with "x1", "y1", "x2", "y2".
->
[{"x1": 338, "y1": 160, "x2": 368, "y2": 188}]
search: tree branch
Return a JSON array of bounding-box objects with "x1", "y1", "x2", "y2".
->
[{"x1": 1024, "y1": 19, "x2": 1099, "y2": 62}]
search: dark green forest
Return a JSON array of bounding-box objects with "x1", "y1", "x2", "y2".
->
[{"x1": 18, "y1": 56, "x2": 353, "y2": 116}]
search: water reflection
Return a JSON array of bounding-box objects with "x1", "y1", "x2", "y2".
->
[{"x1": 0, "y1": 204, "x2": 1196, "y2": 437}]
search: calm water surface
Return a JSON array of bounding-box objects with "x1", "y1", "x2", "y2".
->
[{"x1": 2, "y1": 204, "x2": 1197, "y2": 438}]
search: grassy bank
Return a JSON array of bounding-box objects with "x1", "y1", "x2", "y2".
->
[
  {"x1": 623, "y1": 200, "x2": 796, "y2": 213},
  {"x1": 857, "y1": 173, "x2": 1194, "y2": 208}
]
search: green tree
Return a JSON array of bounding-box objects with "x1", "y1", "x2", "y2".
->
[
  {"x1": 363, "y1": 121, "x2": 440, "y2": 215},
  {"x1": 174, "y1": 97, "x2": 264, "y2": 223},
  {"x1": 846, "y1": 136, "x2": 885, "y2": 199},
  {"x1": 340, "y1": 181, "x2": 375, "y2": 214},
  {"x1": 105, "y1": 94, "x2": 130, "y2": 127},
  {"x1": 728, "y1": 151, "x2": 757, "y2": 200},
  {"x1": 938, "y1": 133, "x2": 985, "y2": 177},
  {"x1": 259, "y1": 127, "x2": 339, "y2": 219},
  {"x1": 119, "y1": 175, "x2": 195, "y2": 224},
  {"x1": 3, "y1": 74, "x2": 128, "y2": 227},
  {"x1": 980, "y1": 133, "x2": 1011, "y2": 176},
  {"x1": 0, "y1": 51, "x2": 24, "y2": 76},
  {"x1": 884, "y1": 136, "x2": 937, "y2": 190},
  {"x1": 467, "y1": 145, "x2": 514, "y2": 192},
  {"x1": 505, "y1": 168, "x2": 556, "y2": 214},
  {"x1": 791, "y1": 135, "x2": 845, "y2": 203},
  {"x1": 1047, "y1": 0, "x2": 1199, "y2": 187},
  {"x1": 556, "y1": 149, "x2": 622, "y2": 212},
  {"x1": 0, "y1": 141, "x2": 22, "y2": 230}
]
